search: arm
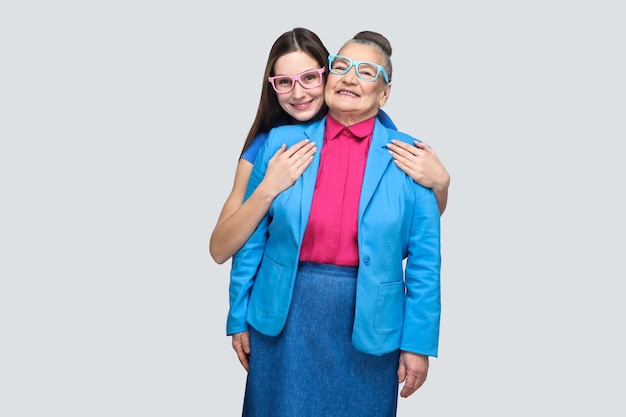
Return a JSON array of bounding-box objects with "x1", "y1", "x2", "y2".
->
[
  {"x1": 386, "y1": 139, "x2": 450, "y2": 215},
  {"x1": 226, "y1": 129, "x2": 294, "y2": 337},
  {"x1": 209, "y1": 139, "x2": 316, "y2": 264},
  {"x1": 398, "y1": 178, "x2": 441, "y2": 396}
]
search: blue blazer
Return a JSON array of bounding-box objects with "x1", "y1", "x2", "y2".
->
[{"x1": 227, "y1": 116, "x2": 441, "y2": 357}]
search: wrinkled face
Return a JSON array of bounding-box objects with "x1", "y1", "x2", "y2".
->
[
  {"x1": 272, "y1": 51, "x2": 325, "y2": 122},
  {"x1": 324, "y1": 43, "x2": 390, "y2": 125}
]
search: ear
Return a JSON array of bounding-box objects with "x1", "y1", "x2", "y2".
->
[{"x1": 378, "y1": 82, "x2": 391, "y2": 107}]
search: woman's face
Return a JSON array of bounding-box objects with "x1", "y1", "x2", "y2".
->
[
  {"x1": 324, "y1": 43, "x2": 390, "y2": 125},
  {"x1": 272, "y1": 51, "x2": 325, "y2": 122}
]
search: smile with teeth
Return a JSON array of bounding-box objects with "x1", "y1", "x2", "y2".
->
[
  {"x1": 338, "y1": 90, "x2": 358, "y2": 97},
  {"x1": 291, "y1": 101, "x2": 312, "y2": 109}
]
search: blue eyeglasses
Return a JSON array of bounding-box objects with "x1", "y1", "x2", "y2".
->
[{"x1": 328, "y1": 55, "x2": 389, "y2": 83}]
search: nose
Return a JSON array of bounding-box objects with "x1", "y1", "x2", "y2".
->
[
  {"x1": 342, "y1": 66, "x2": 359, "y2": 83},
  {"x1": 291, "y1": 81, "x2": 307, "y2": 96}
]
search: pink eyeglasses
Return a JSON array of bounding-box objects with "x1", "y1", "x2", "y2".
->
[{"x1": 268, "y1": 68, "x2": 326, "y2": 93}]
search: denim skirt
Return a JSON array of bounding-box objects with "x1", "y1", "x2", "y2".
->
[{"x1": 242, "y1": 262, "x2": 400, "y2": 417}]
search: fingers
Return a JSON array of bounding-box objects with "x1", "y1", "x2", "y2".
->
[
  {"x1": 412, "y1": 140, "x2": 430, "y2": 150},
  {"x1": 261, "y1": 140, "x2": 316, "y2": 195},
  {"x1": 295, "y1": 153, "x2": 314, "y2": 175},
  {"x1": 397, "y1": 362, "x2": 419, "y2": 398},
  {"x1": 399, "y1": 372, "x2": 425, "y2": 398},
  {"x1": 387, "y1": 140, "x2": 421, "y2": 158},
  {"x1": 270, "y1": 143, "x2": 288, "y2": 158},
  {"x1": 397, "y1": 351, "x2": 429, "y2": 398},
  {"x1": 231, "y1": 332, "x2": 251, "y2": 372},
  {"x1": 272, "y1": 140, "x2": 316, "y2": 167},
  {"x1": 386, "y1": 141, "x2": 416, "y2": 169},
  {"x1": 236, "y1": 350, "x2": 249, "y2": 372},
  {"x1": 285, "y1": 139, "x2": 316, "y2": 158},
  {"x1": 241, "y1": 332, "x2": 251, "y2": 356},
  {"x1": 284, "y1": 140, "x2": 316, "y2": 172},
  {"x1": 397, "y1": 360, "x2": 407, "y2": 383}
]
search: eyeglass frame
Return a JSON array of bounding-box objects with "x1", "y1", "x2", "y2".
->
[
  {"x1": 327, "y1": 54, "x2": 389, "y2": 83},
  {"x1": 267, "y1": 67, "x2": 326, "y2": 94}
]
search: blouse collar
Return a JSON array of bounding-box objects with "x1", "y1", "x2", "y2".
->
[{"x1": 325, "y1": 114, "x2": 376, "y2": 142}]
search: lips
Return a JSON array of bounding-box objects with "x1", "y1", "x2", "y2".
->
[
  {"x1": 291, "y1": 100, "x2": 313, "y2": 110},
  {"x1": 337, "y1": 89, "x2": 359, "y2": 97}
]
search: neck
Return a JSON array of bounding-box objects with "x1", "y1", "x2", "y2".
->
[{"x1": 329, "y1": 109, "x2": 378, "y2": 127}]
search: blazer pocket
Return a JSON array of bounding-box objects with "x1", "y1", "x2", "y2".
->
[
  {"x1": 249, "y1": 256, "x2": 284, "y2": 316},
  {"x1": 374, "y1": 281, "x2": 404, "y2": 335}
]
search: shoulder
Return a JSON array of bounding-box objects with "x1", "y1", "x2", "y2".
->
[
  {"x1": 377, "y1": 109, "x2": 398, "y2": 130},
  {"x1": 267, "y1": 119, "x2": 323, "y2": 146},
  {"x1": 373, "y1": 119, "x2": 421, "y2": 146},
  {"x1": 241, "y1": 117, "x2": 292, "y2": 163},
  {"x1": 391, "y1": 130, "x2": 421, "y2": 145},
  {"x1": 241, "y1": 131, "x2": 268, "y2": 163},
  {"x1": 271, "y1": 121, "x2": 316, "y2": 135}
]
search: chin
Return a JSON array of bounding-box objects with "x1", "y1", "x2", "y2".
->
[{"x1": 292, "y1": 113, "x2": 314, "y2": 122}]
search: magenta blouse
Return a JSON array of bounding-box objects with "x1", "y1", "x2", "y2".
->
[{"x1": 299, "y1": 115, "x2": 375, "y2": 266}]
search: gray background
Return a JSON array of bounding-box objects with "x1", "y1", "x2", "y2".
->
[{"x1": 2, "y1": 1, "x2": 625, "y2": 416}]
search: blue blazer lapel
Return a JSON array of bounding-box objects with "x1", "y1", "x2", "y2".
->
[{"x1": 359, "y1": 120, "x2": 392, "y2": 218}]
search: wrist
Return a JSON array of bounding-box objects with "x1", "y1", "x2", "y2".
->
[
  {"x1": 432, "y1": 170, "x2": 450, "y2": 192},
  {"x1": 255, "y1": 179, "x2": 281, "y2": 201}
]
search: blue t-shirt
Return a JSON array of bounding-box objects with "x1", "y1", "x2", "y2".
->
[{"x1": 241, "y1": 109, "x2": 398, "y2": 164}]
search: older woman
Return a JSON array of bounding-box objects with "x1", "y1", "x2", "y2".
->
[{"x1": 227, "y1": 31, "x2": 441, "y2": 417}]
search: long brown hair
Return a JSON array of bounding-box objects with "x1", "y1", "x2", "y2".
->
[{"x1": 240, "y1": 28, "x2": 329, "y2": 156}]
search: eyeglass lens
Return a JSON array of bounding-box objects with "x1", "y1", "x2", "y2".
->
[
  {"x1": 272, "y1": 70, "x2": 323, "y2": 92},
  {"x1": 329, "y1": 57, "x2": 380, "y2": 81}
]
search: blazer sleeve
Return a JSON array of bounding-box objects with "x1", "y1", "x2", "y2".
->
[
  {"x1": 225, "y1": 131, "x2": 275, "y2": 335},
  {"x1": 401, "y1": 168, "x2": 442, "y2": 356}
]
